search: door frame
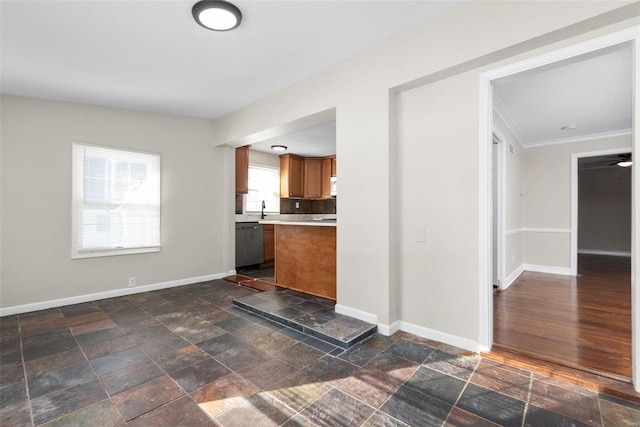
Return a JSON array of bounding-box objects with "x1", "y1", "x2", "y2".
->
[
  {"x1": 571, "y1": 148, "x2": 633, "y2": 276},
  {"x1": 478, "y1": 25, "x2": 639, "y2": 388}
]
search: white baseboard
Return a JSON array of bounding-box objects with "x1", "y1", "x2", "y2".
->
[
  {"x1": 503, "y1": 265, "x2": 524, "y2": 289},
  {"x1": 334, "y1": 304, "x2": 378, "y2": 325},
  {"x1": 523, "y1": 263, "x2": 572, "y2": 276},
  {"x1": 0, "y1": 272, "x2": 234, "y2": 317},
  {"x1": 394, "y1": 320, "x2": 486, "y2": 353},
  {"x1": 377, "y1": 320, "x2": 400, "y2": 337},
  {"x1": 578, "y1": 249, "x2": 631, "y2": 257}
]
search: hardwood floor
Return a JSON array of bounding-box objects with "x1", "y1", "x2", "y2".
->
[{"x1": 493, "y1": 255, "x2": 632, "y2": 380}]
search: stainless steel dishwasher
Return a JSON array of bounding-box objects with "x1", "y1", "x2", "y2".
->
[{"x1": 235, "y1": 222, "x2": 264, "y2": 267}]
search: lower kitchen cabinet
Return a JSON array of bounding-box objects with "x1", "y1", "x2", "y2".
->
[{"x1": 263, "y1": 224, "x2": 274, "y2": 262}]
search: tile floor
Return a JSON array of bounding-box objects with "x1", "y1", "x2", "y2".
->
[
  {"x1": 0, "y1": 279, "x2": 639, "y2": 426},
  {"x1": 234, "y1": 288, "x2": 377, "y2": 348}
]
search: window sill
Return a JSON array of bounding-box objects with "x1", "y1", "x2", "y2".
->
[{"x1": 72, "y1": 246, "x2": 160, "y2": 259}]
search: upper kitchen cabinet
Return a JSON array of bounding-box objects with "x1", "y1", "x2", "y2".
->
[
  {"x1": 235, "y1": 146, "x2": 249, "y2": 194},
  {"x1": 322, "y1": 157, "x2": 333, "y2": 198},
  {"x1": 331, "y1": 156, "x2": 337, "y2": 177},
  {"x1": 280, "y1": 154, "x2": 304, "y2": 198},
  {"x1": 304, "y1": 158, "x2": 324, "y2": 199}
]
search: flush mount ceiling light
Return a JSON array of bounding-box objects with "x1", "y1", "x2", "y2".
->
[
  {"x1": 618, "y1": 160, "x2": 633, "y2": 167},
  {"x1": 192, "y1": 1, "x2": 242, "y2": 31},
  {"x1": 271, "y1": 145, "x2": 287, "y2": 152},
  {"x1": 560, "y1": 124, "x2": 577, "y2": 131}
]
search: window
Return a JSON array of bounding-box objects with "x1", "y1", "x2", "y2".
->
[
  {"x1": 72, "y1": 143, "x2": 160, "y2": 258},
  {"x1": 245, "y1": 164, "x2": 280, "y2": 213}
]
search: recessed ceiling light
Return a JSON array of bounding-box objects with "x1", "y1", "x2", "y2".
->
[
  {"x1": 560, "y1": 124, "x2": 577, "y2": 131},
  {"x1": 192, "y1": 1, "x2": 242, "y2": 31},
  {"x1": 271, "y1": 145, "x2": 287, "y2": 152}
]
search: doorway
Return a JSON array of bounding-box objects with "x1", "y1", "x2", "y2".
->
[{"x1": 479, "y1": 27, "x2": 639, "y2": 387}]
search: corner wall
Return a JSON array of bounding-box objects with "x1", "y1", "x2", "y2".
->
[{"x1": 0, "y1": 95, "x2": 235, "y2": 311}]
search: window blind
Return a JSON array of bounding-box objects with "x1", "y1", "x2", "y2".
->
[{"x1": 72, "y1": 143, "x2": 160, "y2": 258}]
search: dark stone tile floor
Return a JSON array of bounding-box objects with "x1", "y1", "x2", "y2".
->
[
  {"x1": 1, "y1": 278, "x2": 639, "y2": 426},
  {"x1": 234, "y1": 288, "x2": 377, "y2": 348}
]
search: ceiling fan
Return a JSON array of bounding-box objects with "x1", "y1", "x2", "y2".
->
[
  {"x1": 580, "y1": 153, "x2": 632, "y2": 168},
  {"x1": 611, "y1": 153, "x2": 633, "y2": 167}
]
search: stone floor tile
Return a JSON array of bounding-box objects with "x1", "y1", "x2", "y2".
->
[
  {"x1": 600, "y1": 398, "x2": 640, "y2": 426},
  {"x1": 111, "y1": 375, "x2": 184, "y2": 421},
  {"x1": 24, "y1": 348, "x2": 87, "y2": 378},
  {"x1": 423, "y1": 350, "x2": 479, "y2": 381},
  {"x1": 456, "y1": 383, "x2": 525, "y2": 427},
  {"x1": 338, "y1": 344, "x2": 382, "y2": 366},
  {"x1": 28, "y1": 362, "x2": 96, "y2": 399},
  {"x1": 362, "y1": 411, "x2": 410, "y2": 427},
  {"x1": 266, "y1": 370, "x2": 332, "y2": 412},
  {"x1": 197, "y1": 333, "x2": 244, "y2": 356},
  {"x1": 524, "y1": 404, "x2": 591, "y2": 427},
  {"x1": 74, "y1": 327, "x2": 123, "y2": 348},
  {"x1": 380, "y1": 385, "x2": 452, "y2": 427},
  {"x1": 40, "y1": 399, "x2": 124, "y2": 427},
  {"x1": 214, "y1": 343, "x2": 272, "y2": 372},
  {"x1": 0, "y1": 380, "x2": 27, "y2": 410},
  {"x1": 529, "y1": 377, "x2": 601, "y2": 426},
  {"x1": 89, "y1": 347, "x2": 150, "y2": 376},
  {"x1": 0, "y1": 401, "x2": 32, "y2": 427},
  {"x1": 215, "y1": 392, "x2": 296, "y2": 427},
  {"x1": 470, "y1": 359, "x2": 532, "y2": 402},
  {"x1": 1, "y1": 363, "x2": 25, "y2": 384},
  {"x1": 252, "y1": 331, "x2": 299, "y2": 355},
  {"x1": 302, "y1": 355, "x2": 359, "y2": 386},
  {"x1": 404, "y1": 366, "x2": 466, "y2": 406},
  {"x1": 302, "y1": 389, "x2": 375, "y2": 427},
  {"x1": 190, "y1": 373, "x2": 259, "y2": 418},
  {"x1": 170, "y1": 358, "x2": 231, "y2": 393},
  {"x1": 236, "y1": 357, "x2": 297, "y2": 390},
  {"x1": 281, "y1": 413, "x2": 318, "y2": 427},
  {"x1": 31, "y1": 379, "x2": 107, "y2": 425},
  {"x1": 336, "y1": 368, "x2": 402, "y2": 409},
  {"x1": 69, "y1": 318, "x2": 117, "y2": 337},
  {"x1": 273, "y1": 342, "x2": 326, "y2": 369},
  {"x1": 80, "y1": 335, "x2": 137, "y2": 360},
  {"x1": 364, "y1": 352, "x2": 420, "y2": 383},
  {"x1": 100, "y1": 360, "x2": 164, "y2": 395},
  {"x1": 386, "y1": 339, "x2": 434, "y2": 364},
  {"x1": 127, "y1": 395, "x2": 215, "y2": 427},
  {"x1": 443, "y1": 407, "x2": 500, "y2": 427}
]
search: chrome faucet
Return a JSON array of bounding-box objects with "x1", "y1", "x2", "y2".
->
[{"x1": 261, "y1": 200, "x2": 266, "y2": 219}]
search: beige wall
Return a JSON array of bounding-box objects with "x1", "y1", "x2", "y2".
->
[
  {"x1": 579, "y1": 166, "x2": 631, "y2": 253},
  {"x1": 523, "y1": 134, "x2": 632, "y2": 269},
  {"x1": 494, "y1": 113, "x2": 524, "y2": 283},
  {"x1": 0, "y1": 95, "x2": 235, "y2": 308},
  {"x1": 249, "y1": 149, "x2": 280, "y2": 168},
  {"x1": 210, "y1": 1, "x2": 636, "y2": 346}
]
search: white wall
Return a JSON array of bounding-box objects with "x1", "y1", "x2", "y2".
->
[
  {"x1": 493, "y1": 113, "x2": 524, "y2": 286},
  {"x1": 249, "y1": 149, "x2": 280, "y2": 168},
  {"x1": 0, "y1": 95, "x2": 235, "y2": 310},
  {"x1": 578, "y1": 165, "x2": 631, "y2": 253},
  {"x1": 210, "y1": 1, "x2": 636, "y2": 348},
  {"x1": 523, "y1": 134, "x2": 632, "y2": 269}
]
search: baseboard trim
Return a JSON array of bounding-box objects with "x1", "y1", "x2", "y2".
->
[
  {"x1": 503, "y1": 265, "x2": 525, "y2": 289},
  {"x1": 578, "y1": 249, "x2": 631, "y2": 257},
  {"x1": 377, "y1": 320, "x2": 400, "y2": 337},
  {"x1": 523, "y1": 264, "x2": 572, "y2": 276},
  {"x1": 394, "y1": 320, "x2": 486, "y2": 353},
  {"x1": 334, "y1": 304, "x2": 378, "y2": 325},
  {"x1": 0, "y1": 271, "x2": 235, "y2": 317}
]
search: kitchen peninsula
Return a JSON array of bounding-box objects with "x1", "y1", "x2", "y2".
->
[{"x1": 259, "y1": 219, "x2": 336, "y2": 300}]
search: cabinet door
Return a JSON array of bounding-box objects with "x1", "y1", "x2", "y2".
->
[
  {"x1": 304, "y1": 158, "x2": 323, "y2": 199},
  {"x1": 322, "y1": 158, "x2": 332, "y2": 198},
  {"x1": 235, "y1": 146, "x2": 249, "y2": 194},
  {"x1": 280, "y1": 155, "x2": 304, "y2": 198},
  {"x1": 331, "y1": 156, "x2": 337, "y2": 177},
  {"x1": 263, "y1": 224, "x2": 275, "y2": 261}
]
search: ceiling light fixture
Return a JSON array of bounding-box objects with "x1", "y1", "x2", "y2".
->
[
  {"x1": 560, "y1": 124, "x2": 577, "y2": 131},
  {"x1": 192, "y1": 1, "x2": 242, "y2": 31},
  {"x1": 271, "y1": 145, "x2": 287, "y2": 152},
  {"x1": 618, "y1": 160, "x2": 633, "y2": 167}
]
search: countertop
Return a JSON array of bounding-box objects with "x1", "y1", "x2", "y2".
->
[{"x1": 259, "y1": 219, "x2": 336, "y2": 227}]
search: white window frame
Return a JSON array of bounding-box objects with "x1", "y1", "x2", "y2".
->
[
  {"x1": 72, "y1": 142, "x2": 161, "y2": 259},
  {"x1": 244, "y1": 163, "x2": 280, "y2": 214}
]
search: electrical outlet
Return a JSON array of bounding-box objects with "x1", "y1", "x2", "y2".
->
[
  {"x1": 295, "y1": 201, "x2": 300, "y2": 209},
  {"x1": 128, "y1": 277, "x2": 137, "y2": 287}
]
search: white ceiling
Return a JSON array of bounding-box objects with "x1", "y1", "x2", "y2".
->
[
  {"x1": 493, "y1": 42, "x2": 632, "y2": 147},
  {"x1": 0, "y1": 0, "x2": 460, "y2": 120},
  {"x1": 250, "y1": 121, "x2": 335, "y2": 157}
]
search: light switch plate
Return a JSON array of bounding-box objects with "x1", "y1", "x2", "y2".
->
[{"x1": 416, "y1": 227, "x2": 426, "y2": 243}]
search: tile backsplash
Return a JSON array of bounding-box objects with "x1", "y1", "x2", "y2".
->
[
  {"x1": 236, "y1": 194, "x2": 336, "y2": 215},
  {"x1": 280, "y1": 198, "x2": 336, "y2": 214}
]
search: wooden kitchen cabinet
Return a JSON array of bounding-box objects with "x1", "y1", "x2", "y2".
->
[
  {"x1": 322, "y1": 157, "x2": 332, "y2": 199},
  {"x1": 235, "y1": 146, "x2": 249, "y2": 194},
  {"x1": 263, "y1": 224, "x2": 274, "y2": 262},
  {"x1": 330, "y1": 156, "x2": 337, "y2": 177},
  {"x1": 304, "y1": 158, "x2": 324, "y2": 198},
  {"x1": 280, "y1": 154, "x2": 304, "y2": 198}
]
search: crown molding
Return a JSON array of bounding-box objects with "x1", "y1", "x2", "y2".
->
[
  {"x1": 492, "y1": 92, "x2": 526, "y2": 146},
  {"x1": 524, "y1": 128, "x2": 632, "y2": 148}
]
